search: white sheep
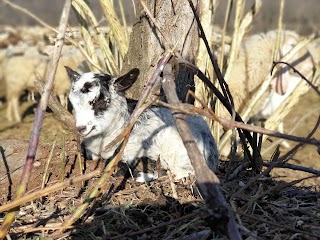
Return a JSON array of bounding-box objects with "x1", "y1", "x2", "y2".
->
[
  {"x1": 4, "y1": 45, "x2": 85, "y2": 122},
  {"x1": 66, "y1": 67, "x2": 218, "y2": 181},
  {"x1": 245, "y1": 32, "x2": 318, "y2": 121},
  {"x1": 217, "y1": 30, "x2": 316, "y2": 154},
  {"x1": 220, "y1": 30, "x2": 307, "y2": 118}
]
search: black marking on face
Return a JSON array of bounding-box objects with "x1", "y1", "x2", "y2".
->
[
  {"x1": 94, "y1": 73, "x2": 112, "y2": 91},
  {"x1": 81, "y1": 81, "x2": 96, "y2": 93},
  {"x1": 88, "y1": 74, "x2": 113, "y2": 116}
]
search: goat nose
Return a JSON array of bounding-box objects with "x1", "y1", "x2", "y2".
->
[{"x1": 77, "y1": 126, "x2": 87, "y2": 134}]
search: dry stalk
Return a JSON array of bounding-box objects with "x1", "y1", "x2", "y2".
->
[
  {"x1": 156, "y1": 92, "x2": 320, "y2": 146},
  {"x1": 34, "y1": 81, "x2": 76, "y2": 132},
  {"x1": 214, "y1": 0, "x2": 232, "y2": 145},
  {"x1": 194, "y1": 0, "x2": 213, "y2": 108},
  {"x1": 99, "y1": 0, "x2": 129, "y2": 59},
  {"x1": 231, "y1": 115, "x2": 320, "y2": 199},
  {"x1": 216, "y1": 0, "x2": 262, "y2": 146},
  {"x1": 263, "y1": 162, "x2": 320, "y2": 175},
  {"x1": 188, "y1": 0, "x2": 264, "y2": 172},
  {"x1": 222, "y1": 0, "x2": 244, "y2": 83},
  {"x1": 0, "y1": 169, "x2": 101, "y2": 213},
  {"x1": 0, "y1": 1, "x2": 72, "y2": 238},
  {"x1": 41, "y1": 139, "x2": 56, "y2": 190},
  {"x1": 72, "y1": 0, "x2": 100, "y2": 72},
  {"x1": 118, "y1": 0, "x2": 129, "y2": 41},
  {"x1": 219, "y1": 0, "x2": 232, "y2": 70},
  {"x1": 273, "y1": 0, "x2": 285, "y2": 64},
  {"x1": 62, "y1": 136, "x2": 130, "y2": 228},
  {"x1": 72, "y1": 0, "x2": 120, "y2": 75}
]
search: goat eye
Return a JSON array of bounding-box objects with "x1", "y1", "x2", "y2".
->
[{"x1": 81, "y1": 82, "x2": 93, "y2": 93}]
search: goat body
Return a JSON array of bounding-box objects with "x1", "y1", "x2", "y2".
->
[{"x1": 66, "y1": 67, "x2": 218, "y2": 181}]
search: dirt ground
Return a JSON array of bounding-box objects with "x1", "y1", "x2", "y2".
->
[{"x1": 0, "y1": 86, "x2": 319, "y2": 239}]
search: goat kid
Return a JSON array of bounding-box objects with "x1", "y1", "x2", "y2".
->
[{"x1": 66, "y1": 67, "x2": 218, "y2": 182}]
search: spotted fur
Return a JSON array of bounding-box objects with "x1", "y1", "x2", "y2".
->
[{"x1": 66, "y1": 67, "x2": 218, "y2": 181}]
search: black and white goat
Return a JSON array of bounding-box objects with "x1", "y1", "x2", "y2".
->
[{"x1": 65, "y1": 67, "x2": 218, "y2": 181}]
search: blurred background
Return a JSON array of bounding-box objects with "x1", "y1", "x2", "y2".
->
[{"x1": 0, "y1": 0, "x2": 319, "y2": 35}]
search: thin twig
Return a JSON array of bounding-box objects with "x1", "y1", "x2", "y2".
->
[
  {"x1": 263, "y1": 162, "x2": 320, "y2": 175},
  {"x1": 272, "y1": 61, "x2": 320, "y2": 95},
  {"x1": 156, "y1": 96, "x2": 320, "y2": 146}
]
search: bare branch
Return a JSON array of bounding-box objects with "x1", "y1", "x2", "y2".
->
[
  {"x1": 34, "y1": 81, "x2": 76, "y2": 132},
  {"x1": 162, "y1": 62, "x2": 241, "y2": 239}
]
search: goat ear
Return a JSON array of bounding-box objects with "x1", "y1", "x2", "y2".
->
[
  {"x1": 114, "y1": 68, "x2": 140, "y2": 92},
  {"x1": 65, "y1": 66, "x2": 81, "y2": 82}
]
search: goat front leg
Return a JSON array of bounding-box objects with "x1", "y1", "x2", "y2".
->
[{"x1": 6, "y1": 99, "x2": 13, "y2": 122}]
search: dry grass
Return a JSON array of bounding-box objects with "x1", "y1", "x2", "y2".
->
[
  {"x1": 0, "y1": 0, "x2": 319, "y2": 239},
  {"x1": 2, "y1": 158, "x2": 319, "y2": 239}
]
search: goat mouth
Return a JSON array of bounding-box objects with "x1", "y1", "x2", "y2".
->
[{"x1": 79, "y1": 126, "x2": 96, "y2": 137}]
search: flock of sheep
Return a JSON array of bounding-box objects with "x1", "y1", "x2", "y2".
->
[
  {"x1": 0, "y1": 26, "x2": 319, "y2": 154},
  {"x1": 0, "y1": 26, "x2": 87, "y2": 122}
]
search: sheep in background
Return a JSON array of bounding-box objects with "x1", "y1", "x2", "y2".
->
[
  {"x1": 4, "y1": 45, "x2": 86, "y2": 122},
  {"x1": 248, "y1": 33, "x2": 319, "y2": 122},
  {"x1": 217, "y1": 30, "x2": 317, "y2": 155},
  {"x1": 220, "y1": 30, "x2": 306, "y2": 118},
  {"x1": 252, "y1": 37, "x2": 320, "y2": 148}
]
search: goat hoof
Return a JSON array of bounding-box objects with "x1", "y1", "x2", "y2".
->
[{"x1": 136, "y1": 171, "x2": 158, "y2": 182}]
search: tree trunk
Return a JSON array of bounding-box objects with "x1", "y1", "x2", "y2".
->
[{"x1": 121, "y1": 0, "x2": 199, "y2": 102}]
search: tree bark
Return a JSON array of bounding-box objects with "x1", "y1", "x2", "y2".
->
[{"x1": 121, "y1": 0, "x2": 199, "y2": 102}]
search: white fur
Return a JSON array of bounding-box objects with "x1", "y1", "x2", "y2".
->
[{"x1": 67, "y1": 68, "x2": 218, "y2": 181}]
